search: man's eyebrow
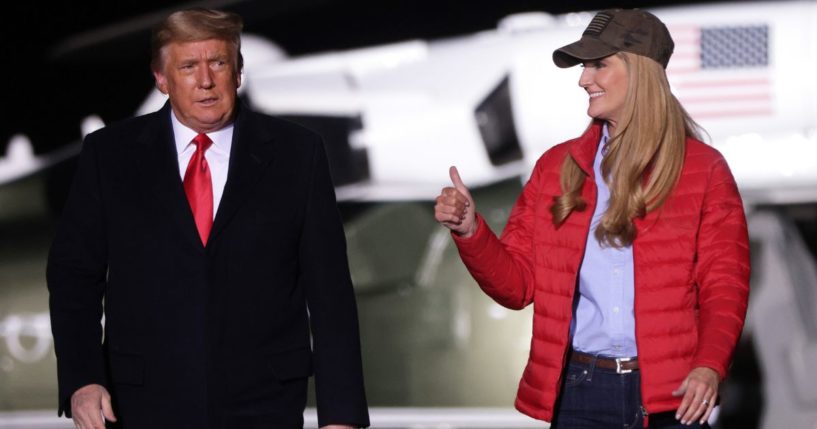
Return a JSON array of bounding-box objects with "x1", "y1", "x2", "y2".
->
[{"x1": 207, "y1": 52, "x2": 230, "y2": 60}]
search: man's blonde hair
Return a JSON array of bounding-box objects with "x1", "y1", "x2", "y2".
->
[{"x1": 150, "y1": 8, "x2": 243, "y2": 73}]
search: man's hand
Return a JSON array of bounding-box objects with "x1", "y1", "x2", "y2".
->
[
  {"x1": 434, "y1": 166, "x2": 477, "y2": 238},
  {"x1": 71, "y1": 384, "x2": 117, "y2": 429},
  {"x1": 672, "y1": 366, "x2": 719, "y2": 426}
]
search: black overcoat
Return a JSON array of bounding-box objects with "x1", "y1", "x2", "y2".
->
[{"x1": 47, "y1": 102, "x2": 369, "y2": 428}]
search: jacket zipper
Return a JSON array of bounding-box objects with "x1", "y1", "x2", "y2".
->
[
  {"x1": 555, "y1": 178, "x2": 597, "y2": 413},
  {"x1": 641, "y1": 405, "x2": 649, "y2": 427},
  {"x1": 633, "y1": 238, "x2": 648, "y2": 428}
]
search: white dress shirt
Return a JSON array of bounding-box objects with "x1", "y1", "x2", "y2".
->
[
  {"x1": 570, "y1": 123, "x2": 637, "y2": 358},
  {"x1": 171, "y1": 111, "x2": 233, "y2": 219}
]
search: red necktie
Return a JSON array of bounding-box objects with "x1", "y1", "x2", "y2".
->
[{"x1": 183, "y1": 133, "x2": 214, "y2": 246}]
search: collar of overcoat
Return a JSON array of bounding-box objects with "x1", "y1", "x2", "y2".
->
[{"x1": 135, "y1": 100, "x2": 278, "y2": 251}]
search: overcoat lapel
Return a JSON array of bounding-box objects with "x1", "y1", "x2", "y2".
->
[
  {"x1": 135, "y1": 103, "x2": 204, "y2": 251},
  {"x1": 208, "y1": 103, "x2": 277, "y2": 246}
]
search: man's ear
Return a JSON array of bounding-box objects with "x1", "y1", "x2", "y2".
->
[{"x1": 153, "y1": 69, "x2": 169, "y2": 94}]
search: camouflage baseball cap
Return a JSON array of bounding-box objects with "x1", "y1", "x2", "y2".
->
[{"x1": 553, "y1": 9, "x2": 674, "y2": 69}]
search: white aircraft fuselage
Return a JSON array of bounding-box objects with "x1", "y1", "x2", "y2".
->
[{"x1": 215, "y1": 1, "x2": 816, "y2": 205}]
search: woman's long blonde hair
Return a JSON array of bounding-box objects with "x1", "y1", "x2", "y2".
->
[{"x1": 550, "y1": 52, "x2": 702, "y2": 248}]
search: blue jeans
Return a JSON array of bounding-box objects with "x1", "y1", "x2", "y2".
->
[{"x1": 551, "y1": 357, "x2": 710, "y2": 429}]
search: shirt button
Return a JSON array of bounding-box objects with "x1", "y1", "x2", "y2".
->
[{"x1": 613, "y1": 307, "x2": 620, "y2": 313}]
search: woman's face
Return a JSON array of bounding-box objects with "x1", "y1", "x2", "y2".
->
[{"x1": 579, "y1": 54, "x2": 629, "y2": 131}]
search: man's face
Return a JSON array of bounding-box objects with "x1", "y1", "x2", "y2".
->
[{"x1": 153, "y1": 39, "x2": 241, "y2": 133}]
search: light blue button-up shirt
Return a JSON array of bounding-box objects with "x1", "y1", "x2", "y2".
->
[{"x1": 570, "y1": 124, "x2": 637, "y2": 358}]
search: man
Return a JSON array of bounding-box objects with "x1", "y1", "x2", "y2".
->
[{"x1": 47, "y1": 8, "x2": 369, "y2": 429}]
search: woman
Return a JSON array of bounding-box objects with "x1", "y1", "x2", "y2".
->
[{"x1": 434, "y1": 9, "x2": 749, "y2": 429}]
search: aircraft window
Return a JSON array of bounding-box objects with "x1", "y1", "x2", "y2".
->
[{"x1": 474, "y1": 75, "x2": 523, "y2": 166}]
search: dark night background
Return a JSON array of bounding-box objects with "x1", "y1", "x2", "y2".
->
[
  {"x1": 0, "y1": 2, "x2": 771, "y2": 427},
  {"x1": 2, "y1": 0, "x2": 743, "y2": 157}
]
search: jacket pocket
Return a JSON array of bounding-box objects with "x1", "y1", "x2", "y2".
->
[
  {"x1": 109, "y1": 352, "x2": 145, "y2": 386},
  {"x1": 224, "y1": 346, "x2": 312, "y2": 405},
  {"x1": 266, "y1": 346, "x2": 313, "y2": 381},
  {"x1": 268, "y1": 347, "x2": 313, "y2": 381}
]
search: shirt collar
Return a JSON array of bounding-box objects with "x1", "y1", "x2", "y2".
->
[
  {"x1": 598, "y1": 122, "x2": 610, "y2": 157},
  {"x1": 170, "y1": 110, "x2": 234, "y2": 156}
]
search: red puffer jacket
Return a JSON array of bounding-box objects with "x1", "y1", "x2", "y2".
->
[{"x1": 452, "y1": 121, "x2": 750, "y2": 422}]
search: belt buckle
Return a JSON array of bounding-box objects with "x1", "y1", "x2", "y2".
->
[{"x1": 615, "y1": 357, "x2": 633, "y2": 374}]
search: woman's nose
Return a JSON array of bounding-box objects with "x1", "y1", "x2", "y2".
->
[{"x1": 578, "y1": 68, "x2": 592, "y2": 88}]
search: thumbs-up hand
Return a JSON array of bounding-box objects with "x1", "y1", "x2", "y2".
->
[{"x1": 435, "y1": 166, "x2": 477, "y2": 238}]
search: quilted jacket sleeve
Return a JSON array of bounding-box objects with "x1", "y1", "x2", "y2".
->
[
  {"x1": 692, "y1": 153, "x2": 751, "y2": 379},
  {"x1": 451, "y1": 157, "x2": 548, "y2": 310}
]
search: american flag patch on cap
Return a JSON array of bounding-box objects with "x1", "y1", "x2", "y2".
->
[{"x1": 584, "y1": 12, "x2": 614, "y2": 36}]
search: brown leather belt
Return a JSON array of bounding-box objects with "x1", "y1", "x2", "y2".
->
[{"x1": 570, "y1": 350, "x2": 639, "y2": 374}]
